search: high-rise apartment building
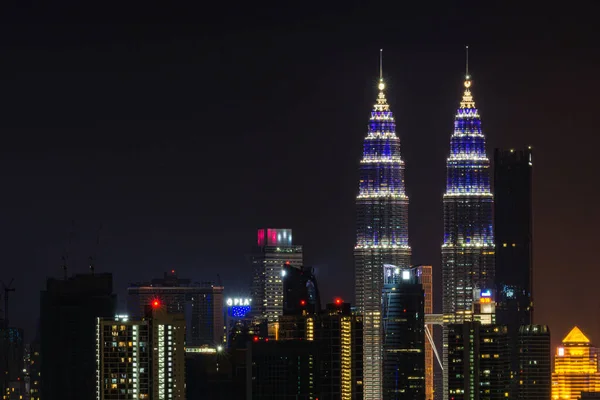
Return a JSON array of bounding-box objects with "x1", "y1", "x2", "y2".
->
[
  {"x1": 278, "y1": 294, "x2": 363, "y2": 400},
  {"x1": 517, "y1": 325, "x2": 550, "y2": 400},
  {"x1": 128, "y1": 271, "x2": 224, "y2": 346},
  {"x1": 494, "y1": 147, "x2": 534, "y2": 390},
  {"x1": 40, "y1": 273, "x2": 116, "y2": 400},
  {"x1": 96, "y1": 305, "x2": 186, "y2": 400},
  {"x1": 552, "y1": 326, "x2": 600, "y2": 400},
  {"x1": 382, "y1": 266, "x2": 425, "y2": 400},
  {"x1": 317, "y1": 302, "x2": 363, "y2": 400},
  {"x1": 355, "y1": 58, "x2": 411, "y2": 400},
  {"x1": 447, "y1": 322, "x2": 510, "y2": 400},
  {"x1": 442, "y1": 68, "x2": 495, "y2": 398},
  {"x1": 251, "y1": 228, "x2": 303, "y2": 322}
]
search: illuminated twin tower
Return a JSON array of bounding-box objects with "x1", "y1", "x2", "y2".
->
[{"x1": 354, "y1": 50, "x2": 494, "y2": 399}]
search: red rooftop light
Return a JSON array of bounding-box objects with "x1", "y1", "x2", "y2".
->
[
  {"x1": 300, "y1": 300, "x2": 306, "y2": 306},
  {"x1": 152, "y1": 299, "x2": 160, "y2": 308},
  {"x1": 335, "y1": 298, "x2": 343, "y2": 305}
]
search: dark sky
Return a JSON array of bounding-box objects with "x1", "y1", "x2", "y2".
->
[{"x1": 1, "y1": 1, "x2": 599, "y2": 350}]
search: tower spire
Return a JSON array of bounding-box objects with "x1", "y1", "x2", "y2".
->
[
  {"x1": 465, "y1": 45, "x2": 469, "y2": 79},
  {"x1": 460, "y1": 46, "x2": 475, "y2": 109},
  {"x1": 378, "y1": 49, "x2": 385, "y2": 91}
]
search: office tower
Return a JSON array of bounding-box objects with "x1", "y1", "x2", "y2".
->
[
  {"x1": 248, "y1": 339, "x2": 319, "y2": 399},
  {"x1": 479, "y1": 325, "x2": 510, "y2": 399},
  {"x1": 355, "y1": 57, "x2": 411, "y2": 400},
  {"x1": 414, "y1": 265, "x2": 434, "y2": 400},
  {"x1": 40, "y1": 273, "x2": 116, "y2": 400},
  {"x1": 552, "y1": 326, "x2": 600, "y2": 399},
  {"x1": 442, "y1": 67, "x2": 495, "y2": 398},
  {"x1": 382, "y1": 266, "x2": 425, "y2": 400},
  {"x1": 517, "y1": 325, "x2": 551, "y2": 400},
  {"x1": 447, "y1": 322, "x2": 510, "y2": 400},
  {"x1": 282, "y1": 263, "x2": 321, "y2": 316},
  {"x1": 96, "y1": 306, "x2": 186, "y2": 400},
  {"x1": 128, "y1": 271, "x2": 224, "y2": 346},
  {"x1": 251, "y1": 228, "x2": 303, "y2": 322},
  {"x1": 494, "y1": 147, "x2": 534, "y2": 390}
]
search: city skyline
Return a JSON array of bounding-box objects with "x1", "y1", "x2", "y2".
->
[{"x1": 1, "y1": 3, "x2": 600, "y2": 356}]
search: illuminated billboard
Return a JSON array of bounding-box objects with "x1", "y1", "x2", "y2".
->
[{"x1": 226, "y1": 298, "x2": 252, "y2": 318}]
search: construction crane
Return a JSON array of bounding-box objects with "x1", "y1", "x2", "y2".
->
[{"x1": 1, "y1": 279, "x2": 15, "y2": 329}]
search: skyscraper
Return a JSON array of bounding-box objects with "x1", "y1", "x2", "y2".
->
[
  {"x1": 442, "y1": 63, "x2": 495, "y2": 398},
  {"x1": 382, "y1": 265, "x2": 425, "y2": 400},
  {"x1": 127, "y1": 271, "x2": 224, "y2": 346},
  {"x1": 447, "y1": 322, "x2": 510, "y2": 400},
  {"x1": 355, "y1": 53, "x2": 411, "y2": 400},
  {"x1": 494, "y1": 147, "x2": 534, "y2": 388},
  {"x1": 517, "y1": 325, "x2": 551, "y2": 400},
  {"x1": 552, "y1": 326, "x2": 600, "y2": 400},
  {"x1": 40, "y1": 273, "x2": 116, "y2": 400},
  {"x1": 96, "y1": 305, "x2": 186, "y2": 400},
  {"x1": 251, "y1": 228, "x2": 303, "y2": 322}
]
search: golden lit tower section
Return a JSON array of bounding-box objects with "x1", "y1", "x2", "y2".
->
[
  {"x1": 552, "y1": 326, "x2": 600, "y2": 400},
  {"x1": 355, "y1": 50, "x2": 411, "y2": 400}
]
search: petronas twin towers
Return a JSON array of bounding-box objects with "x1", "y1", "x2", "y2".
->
[{"x1": 354, "y1": 50, "x2": 494, "y2": 400}]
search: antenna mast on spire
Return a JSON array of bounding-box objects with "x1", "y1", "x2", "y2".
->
[
  {"x1": 379, "y1": 48, "x2": 383, "y2": 80},
  {"x1": 465, "y1": 45, "x2": 469, "y2": 78}
]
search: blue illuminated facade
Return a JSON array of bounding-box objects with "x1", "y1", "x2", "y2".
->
[
  {"x1": 442, "y1": 75, "x2": 495, "y2": 320},
  {"x1": 355, "y1": 74, "x2": 411, "y2": 400}
]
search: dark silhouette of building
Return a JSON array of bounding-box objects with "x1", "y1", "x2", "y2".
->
[
  {"x1": 517, "y1": 325, "x2": 550, "y2": 400},
  {"x1": 382, "y1": 266, "x2": 425, "y2": 400},
  {"x1": 494, "y1": 147, "x2": 534, "y2": 392},
  {"x1": 128, "y1": 270, "x2": 224, "y2": 346},
  {"x1": 40, "y1": 273, "x2": 116, "y2": 400},
  {"x1": 1, "y1": 327, "x2": 25, "y2": 400},
  {"x1": 185, "y1": 346, "x2": 237, "y2": 400},
  {"x1": 248, "y1": 340, "x2": 320, "y2": 399},
  {"x1": 447, "y1": 322, "x2": 510, "y2": 400},
  {"x1": 282, "y1": 263, "x2": 321, "y2": 316}
]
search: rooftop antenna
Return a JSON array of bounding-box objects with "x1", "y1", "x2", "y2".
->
[
  {"x1": 89, "y1": 224, "x2": 103, "y2": 275},
  {"x1": 1, "y1": 279, "x2": 15, "y2": 329},
  {"x1": 465, "y1": 45, "x2": 469, "y2": 78}
]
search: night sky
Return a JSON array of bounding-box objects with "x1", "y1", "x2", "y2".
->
[{"x1": 2, "y1": 2, "x2": 599, "y2": 350}]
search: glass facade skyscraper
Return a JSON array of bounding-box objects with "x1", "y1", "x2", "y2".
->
[
  {"x1": 442, "y1": 72, "x2": 495, "y2": 399},
  {"x1": 382, "y1": 266, "x2": 425, "y2": 400},
  {"x1": 355, "y1": 69, "x2": 411, "y2": 399},
  {"x1": 494, "y1": 147, "x2": 533, "y2": 390}
]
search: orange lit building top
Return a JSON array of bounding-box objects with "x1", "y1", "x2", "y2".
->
[{"x1": 552, "y1": 326, "x2": 600, "y2": 399}]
